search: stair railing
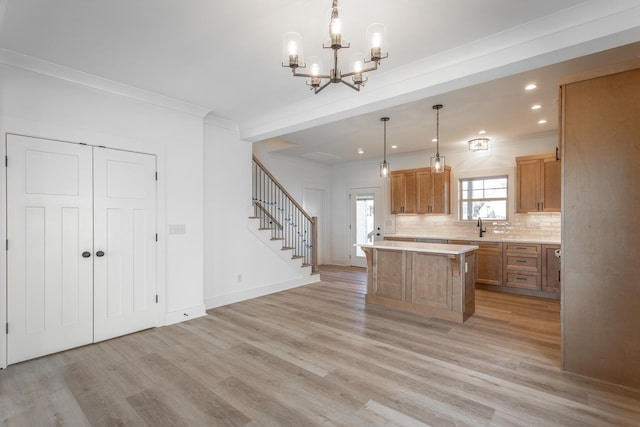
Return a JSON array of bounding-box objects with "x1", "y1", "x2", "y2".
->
[{"x1": 252, "y1": 155, "x2": 318, "y2": 274}]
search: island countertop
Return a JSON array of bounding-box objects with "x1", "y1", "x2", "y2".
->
[{"x1": 357, "y1": 240, "x2": 478, "y2": 255}]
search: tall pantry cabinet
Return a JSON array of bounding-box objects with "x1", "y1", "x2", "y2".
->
[{"x1": 560, "y1": 59, "x2": 640, "y2": 389}]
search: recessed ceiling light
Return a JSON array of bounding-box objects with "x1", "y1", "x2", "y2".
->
[
  {"x1": 538, "y1": 119, "x2": 547, "y2": 125},
  {"x1": 531, "y1": 104, "x2": 542, "y2": 110},
  {"x1": 391, "y1": 145, "x2": 398, "y2": 149},
  {"x1": 478, "y1": 130, "x2": 486, "y2": 135},
  {"x1": 357, "y1": 147, "x2": 364, "y2": 154},
  {"x1": 525, "y1": 83, "x2": 538, "y2": 91}
]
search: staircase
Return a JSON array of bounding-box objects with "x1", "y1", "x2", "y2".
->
[{"x1": 251, "y1": 155, "x2": 318, "y2": 275}]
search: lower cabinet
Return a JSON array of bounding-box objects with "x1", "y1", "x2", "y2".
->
[
  {"x1": 449, "y1": 239, "x2": 559, "y2": 298},
  {"x1": 503, "y1": 243, "x2": 541, "y2": 290},
  {"x1": 542, "y1": 244, "x2": 561, "y2": 292}
]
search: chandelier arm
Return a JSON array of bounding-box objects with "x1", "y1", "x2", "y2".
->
[
  {"x1": 342, "y1": 63, "x2": 378, "y2": 78},
  {"x1": 292, "y1": 69, "x2": 331, "y2": 79},
  {"x1": 340, "y1": 80, "x2": 361, "y2": 91},
  {"x1": 282, "y1": 62, "x2": 306, "y2": 69},
  {"x1": 364, "y1": 53, "x2": 388, "y2": 64},
  {"x1": 314, "y1": 80, "x2": 333, "y2": 94}
]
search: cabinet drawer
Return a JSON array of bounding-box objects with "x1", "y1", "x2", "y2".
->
[
  {"x1": 504, "y1": 244, "x2": 539, "y2": 255},
  {"x1": 505, "y1": 271, "x2": 540, "y2": 290},
  {"x1": 477, "y1": 242, "x2": 502, "y2": 254},
  {"x1": 504, "y1": 254, "x2": 540, "y2": 271}
]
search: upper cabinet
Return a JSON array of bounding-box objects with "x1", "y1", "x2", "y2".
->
[
  {"x1": 417, "y1": 166, "x2": 451, "y2": 214},
  {"x1": 390, "y1": 169, "x2": 417, "y2": 214},
  {"x1": 390, "y1": 166, "x2": 451, "y2": 215},
  {"x1": 516, "y1": 153, "x2": 561, "y2": 213}
]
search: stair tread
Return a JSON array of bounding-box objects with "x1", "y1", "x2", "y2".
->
[
  {"x1": 271, "y1": 237, "x2": 285, "y2": 241},
  {"x1": 292, "y1": 255, "x2": 304, "y2": 259}
]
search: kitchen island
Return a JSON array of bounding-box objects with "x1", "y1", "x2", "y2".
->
[{"x1": 358, "y1": 241, "x2": 478, "y2": 323}]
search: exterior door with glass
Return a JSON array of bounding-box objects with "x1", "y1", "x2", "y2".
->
[{"x1": 350, "y1": 187, "x2": 382, "y2": 268}]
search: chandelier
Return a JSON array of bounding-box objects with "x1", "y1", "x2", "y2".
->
[{"x1": 282, "y1": 0, "x2": 388, "y2": 94}]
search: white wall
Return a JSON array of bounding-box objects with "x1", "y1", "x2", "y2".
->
[
  {"x1": 203, "y1": 117, "x2": 319, "y2": 309},
  {"x1": 0, "y1": 64, "x2": 206, "y2": 366}
]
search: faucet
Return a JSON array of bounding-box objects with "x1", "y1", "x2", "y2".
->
[{"x1": 477, "y1": 217, "x2": 487, "y2": 237}]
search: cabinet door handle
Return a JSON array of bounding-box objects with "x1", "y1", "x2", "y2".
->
[{"x1": 540, "y1": 202, "x2": 544, "y2": 210}]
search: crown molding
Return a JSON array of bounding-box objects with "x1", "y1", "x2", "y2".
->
[{"x1": 0, "y1": 48, "x2": 212, "y2": 118}]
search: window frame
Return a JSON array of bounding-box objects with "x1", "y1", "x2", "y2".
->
[{"x1": 458, "y1": 175, "x2": 509, "y2": 221}]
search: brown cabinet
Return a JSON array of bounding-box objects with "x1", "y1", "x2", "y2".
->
[
  {"x1": 391, "y1": 167, "x2": 450, "y2": 215},
  {"x1": 503, "y1": 243, "x2": 541, "y2": 290},
  {"x1": 541, "y1": 245, "x2": 560, "y2": 293},
  {"x1": 516, "y1": 153, "x2": 561, "y2": 213},
  {"x1": 476, "y1": 242, "x2": 503, "y2": 286},
  {"x1": 417, "y1": 166, "x2": 451, "y2": 214},
  {"x1": 560, "y1": 59, "x2": 640, "y2": 388},
  {"x1": 449, "y1": 240, "x2": 503, "y2": 287},
  {"x1": 390, "y1": 170, "x2": 417, "y2": 214}
]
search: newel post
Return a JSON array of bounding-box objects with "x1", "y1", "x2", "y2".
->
[{"x1": 312, "y1": 216, "x2": 318, "y2": 274}]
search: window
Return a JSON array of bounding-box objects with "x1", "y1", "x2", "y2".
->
[{"x1": 459, "y1": 176, "x2": 508, "y2": 220}]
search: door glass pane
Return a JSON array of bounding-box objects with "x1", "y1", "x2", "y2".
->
[{"x1": 355, "y1": 195, "x2": 374, "y2": 257}]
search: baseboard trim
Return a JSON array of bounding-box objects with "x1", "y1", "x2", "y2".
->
[
  {"x1": 205, "y1": 275, "x2": 320, "y2": 310},
  {"x1": 165, "y1": 304, "x2": 207, "y2": 325}
]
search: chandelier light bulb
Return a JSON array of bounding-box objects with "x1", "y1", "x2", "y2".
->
[
  {"x1": 371, "y1": 32, "x2": 382, "y2": 48},
  {"x1": 330, "y1": 18, "x2": 343, "y2": 36},
  {"x1": 310, "y1": 63, "x2": 320, "y2": 76},
  {"x1": 287, "y1": 41, "x2": 298, "y2": 56}
]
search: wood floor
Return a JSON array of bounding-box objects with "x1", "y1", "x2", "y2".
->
[{"x1": 2, "y1": 265, "x2": 640, "y2": 426}]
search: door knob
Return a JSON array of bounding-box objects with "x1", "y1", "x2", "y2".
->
[
  {"x1": 82, "y1": 251, "x2": 91, "y2": 258},
  {"x1": 96, "y1": 251, "x2": 105, "y2": 257}
]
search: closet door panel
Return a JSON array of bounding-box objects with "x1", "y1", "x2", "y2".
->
[
  {"x1": 6, "y1": 135, "x2": 94, "y2": 364},
  {"x1": 93, "y1": 148, "x2": 157, "y2": 342}
]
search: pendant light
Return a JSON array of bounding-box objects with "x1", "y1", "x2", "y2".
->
[
  {"x1": 380, "y1": 117, "x2": 390, "y2": 178},
  {"x1": 430, "y1": 104, "x2": 446, "y2": 173}
]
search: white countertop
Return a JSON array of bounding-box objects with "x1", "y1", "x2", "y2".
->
[
  {"x1": 384, "y1": 233, "x2": 561, "y2": 245},
  {"x1": 357, "y1": 240, "x2": 478, "y2": 255}
]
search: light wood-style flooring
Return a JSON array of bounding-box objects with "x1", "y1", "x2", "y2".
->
[{"x1": 2, "y1": 265, "x2": 640, "y2": 426}]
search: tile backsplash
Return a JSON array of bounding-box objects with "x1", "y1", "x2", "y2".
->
[{"x1": 393, "y1": 212, "x2": 561, "y2": 242}]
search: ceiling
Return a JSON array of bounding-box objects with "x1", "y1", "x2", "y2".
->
[{"x1": 1, "y1": 0, "x2": 639, "y2": 163}]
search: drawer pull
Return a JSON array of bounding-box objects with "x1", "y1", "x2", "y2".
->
[
  {"x1": 516, "y1": 260, "x2": 527, "y2": 263},
  {"x1": 516, "y1": 247, "x2": 528, "y2": 250},
  {"x1": 516, "y1": 277, "x2": 527, "y2": 281}
]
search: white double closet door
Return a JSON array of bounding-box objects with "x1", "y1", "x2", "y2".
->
[{"x1": 6, "y1": 134, "x2": 157, "y2": 364}]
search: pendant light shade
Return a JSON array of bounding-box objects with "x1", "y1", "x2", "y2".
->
[
  {"x1": 380, "y1": 117, "x2": 390, "y2": 178},
  {"x1": 430, "y1": 104, "x2": 446, "y2": 173}
]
